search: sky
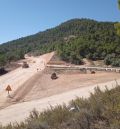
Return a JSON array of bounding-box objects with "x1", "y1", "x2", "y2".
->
[{"x1": 0, "y1": 0, "x2": 120, "y2": 44}]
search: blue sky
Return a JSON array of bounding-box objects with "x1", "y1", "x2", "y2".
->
[{"x1": 0, "y1": 0, "x2": 120, "y2": 44}]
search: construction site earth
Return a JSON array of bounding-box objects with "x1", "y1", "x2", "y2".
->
[{"x1": 0, "y1": 52, "x2": 120, "y2": 125}]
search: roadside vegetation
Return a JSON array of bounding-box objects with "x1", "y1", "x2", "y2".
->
[{"x1": 0, "y1": 85, "x2": 120, "y2": 129}]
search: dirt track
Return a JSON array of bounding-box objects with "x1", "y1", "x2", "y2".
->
[{"x1": 0, "y1": 52, "x2": 54, "y2": 108}]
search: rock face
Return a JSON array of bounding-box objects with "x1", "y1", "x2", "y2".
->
[{"x1": 0, "y1": 67, "x2": 7, "y2": 75}]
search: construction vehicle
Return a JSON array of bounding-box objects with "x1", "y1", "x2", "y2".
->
[
  {"x1": 51, "y1": 72, "x2": 58, "y2": 80},
  {"x1": 22, "y1": 61, "x2": 29, "y2": 68},
  {"x1": 91, "y1": 71, "x2": 96, "y2": 74}
]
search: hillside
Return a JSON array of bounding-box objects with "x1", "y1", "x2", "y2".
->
[{"x1": 0, "y1": 18, "x2": 120, "y2": 67}]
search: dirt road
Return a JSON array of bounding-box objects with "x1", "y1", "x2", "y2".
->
[{"x1": 0, "y1": 52, "x2": 54, "y2": 107}]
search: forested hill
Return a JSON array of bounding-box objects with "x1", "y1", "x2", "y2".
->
[{"x1": 0, "y1": 18, "x2": 120, "y2": 67}]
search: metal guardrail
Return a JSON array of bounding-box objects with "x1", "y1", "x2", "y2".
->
[{"x1": 47, "y1": 65, "x2": 120, "y2": 73}]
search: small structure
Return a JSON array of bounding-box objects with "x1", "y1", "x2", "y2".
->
[
  {"x1": 5, "y1": 85, "x2": 12, "y2": 95},
  {"x1": 22, "y1": 61, "x2": 29, "y2": 68},
  {"x1": 51, "y1": 72, "x2": 58, "y2": 80}
]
